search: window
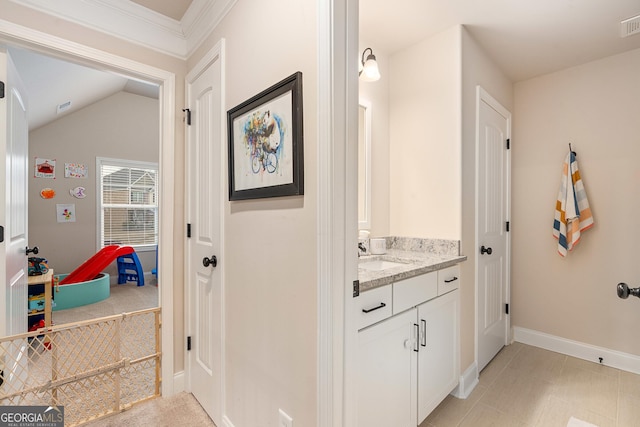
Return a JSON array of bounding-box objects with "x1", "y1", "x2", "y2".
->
[{"x1": 97, "y1": 157, "x2": 158, "y2": 251}]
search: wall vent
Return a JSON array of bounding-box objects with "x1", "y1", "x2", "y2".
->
[{"x1": 621, "y1": 15, "x2": 640, "y2": 38}]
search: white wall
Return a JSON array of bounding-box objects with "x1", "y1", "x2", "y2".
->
[
  {"x1": 358, "y1": 42, "x2": 390, "y2": 238},
  {"x1": 512, "y1": 48, "x2": 640, "y2": 357},
  {"x1": 460, "y1": 26, "x2": 513, "y2": 372},
  {"x1": 29, "y1": 91, "x2": 159, "y2": 277},
  {"x1": 389, "y1": 26, "x2": 461, "y2": 240},
  {"x1": 188, "y1": 0, "x2": 318, "y2": 425}
]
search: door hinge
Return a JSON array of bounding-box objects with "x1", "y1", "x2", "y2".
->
[
  {"x1": 187, "y1": 223, "x2": 191, "y2": 238},
  {"x1": 353, "y1": 280, "x2": 360, "y2": 298},
  {"x1": 187, "y1": 336, "x2": 192, "y2": 351},
  {"x1": 0, "y1": 81, "x2": 4, "y2": 99},
  {"x1": 182, "y1": 108, "x2": 191, "y2": 125},
  {"x1": 505, "y1": 303, "x2": 510, "y2": 315},
  {"x1": 506, "y1": 221, "x2": 510, "y2": 232},
  {"x1": 0, "y1": 225, "x2": 4, "y2": 242},
  {"x1": 506, "y1": 138, "x2": 510, "y2": 149}
]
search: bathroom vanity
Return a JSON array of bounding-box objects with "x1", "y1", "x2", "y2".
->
[{"x1": 356, "y1": 238, "x2": 466, "y2": 427}]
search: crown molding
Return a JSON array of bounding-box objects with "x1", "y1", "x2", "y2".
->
[
  {"x1": 183, "y1": 0, "x2": 238, "y2": 57},
  {"x1": 9, "y1": 0, "x2": 236, "y2": 59}
]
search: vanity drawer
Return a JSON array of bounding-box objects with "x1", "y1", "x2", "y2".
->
[
  {"x1": 357, "y1": 285, "x2": 392, "y2": 330},
  {"x1": 393, "y1": 272, "x2": 437, "y2": 314},
  {"x1": 438, "y1": 265, "x2": 460, "y2": 295}
]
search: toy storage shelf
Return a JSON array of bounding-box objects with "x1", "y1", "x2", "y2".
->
[{"x1": 27, "y1": 269, "x2": 53, "y2": 330}]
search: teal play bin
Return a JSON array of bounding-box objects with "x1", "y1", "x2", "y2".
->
[{"x1": 53, "y1": 273, "x2": 110, "y2": 310}]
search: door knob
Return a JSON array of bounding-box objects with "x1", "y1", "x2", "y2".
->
[
  {"x1": 25, "y1": 246, "x2": 39, "y2": 256},
  {"x1": 480, "y1": 245, "x2": 493, "y2": 255},
  {"x1": 202, "y1": 255, "x2": 217, "y2": 268},
  {"x1": 617, "y1": 282, "x2": 640, "y2": 299}
]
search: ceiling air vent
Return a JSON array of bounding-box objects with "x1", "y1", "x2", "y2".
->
[
  {"x1": 56, "y1": 101, "x2": 72, "y2": 114},
  {"x1": 620, "y1": 15, "x2": 640, "y2": 38}
]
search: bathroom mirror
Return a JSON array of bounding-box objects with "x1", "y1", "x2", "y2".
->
[{"x1": 358, "y1": 100, "x2": 372, "y2": 230}]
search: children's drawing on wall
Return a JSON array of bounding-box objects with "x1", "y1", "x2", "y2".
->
[
  {"x1": 56, "y1": 204, "x2": 76, "y2": 223},
  {"x1": 65, "y1": 163, "x2": 88, "y2": 178},
  {"x1": 35, "y1": 158, "x2": 56, "y2": 178},
  {"x1": 70, "y1": 187, "x2": 86, "y2": 199},
  {"x1": 40, "y1": 188, "x2": 56, "y2": 199}
]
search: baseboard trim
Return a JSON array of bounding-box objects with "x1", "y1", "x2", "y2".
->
[
  {"x1": 451, "y1": 361, "x2": 479, "y2": 399},
  {"x1": 173, "y1": 371, "x2": 185, "y2": 394},
  {"x1": 513, "y1": 327, "x2": 640, "y2": 375}
]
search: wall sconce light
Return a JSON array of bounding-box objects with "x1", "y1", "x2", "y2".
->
[{"x1": 359, "y1": 47, "x2": 380, "y2": 82}]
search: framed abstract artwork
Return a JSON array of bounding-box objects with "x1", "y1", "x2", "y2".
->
[{"x1": 227, "y1": 72, "x2": 304, "y2": 201}]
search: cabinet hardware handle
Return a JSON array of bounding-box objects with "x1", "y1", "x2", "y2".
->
[
  {"x1": 421, "y1": 319, "x2": 427, "y2": 347},
  {"x1": 444, "y1": 276, "x2": 458, "y2": 283},
  {"x1": 362, "y1": 302, "x2": 386, "y2": 313},
  {"x1": 414, "y1": 324, "x2": 419, "y2": 352}
]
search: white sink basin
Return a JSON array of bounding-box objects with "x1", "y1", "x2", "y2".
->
[{"x1": 359, "y1": 260, "x2": 407, "y2": 271}]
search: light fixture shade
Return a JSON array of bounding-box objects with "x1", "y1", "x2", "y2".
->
[{"x1": 360, "y1": 48, "x2": 381, "y2": 82}]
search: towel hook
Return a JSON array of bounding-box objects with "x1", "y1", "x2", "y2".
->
[{"x1": 569, "y1": 142, "x2": 576, "y2": 156}]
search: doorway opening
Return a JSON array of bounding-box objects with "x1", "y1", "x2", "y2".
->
[
  {"x1": 10, "y1": 46, "x2": 161, "y2": 327},
  {"x1": 0, "y1": 24, "x2": 176, "y2": 407}
]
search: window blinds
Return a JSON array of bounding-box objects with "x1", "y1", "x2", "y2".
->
[{"x1": 98, "y1": 159, "x2": 158, "y2": 249}]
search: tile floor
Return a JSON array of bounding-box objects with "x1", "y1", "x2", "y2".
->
[{"x1": 421, "y1": 342, "x2": 640, "y2": 427}]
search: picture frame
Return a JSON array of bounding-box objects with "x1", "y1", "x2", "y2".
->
[{"x1": 227, "y1": 72, "x2": 304, "y2": 201}]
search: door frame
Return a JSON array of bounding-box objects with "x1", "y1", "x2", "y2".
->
[
  {"x1": 474, "y1": 85, "x2": 512, "y2": 368},
  {"x1": 184, "y1": 40, "x2": 226, "y2": 422},
  {"x1": 317, "y1": 0, "x2": 358, "y2": 426},
  {"x1": 0, "y1": 19, "x2": 177, "y2": 396}
]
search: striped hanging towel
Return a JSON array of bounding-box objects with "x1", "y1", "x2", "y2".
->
[{"x1": 552, "y1": 152, "x2": 594, "y2": 256}]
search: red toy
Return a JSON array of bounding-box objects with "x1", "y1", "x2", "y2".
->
[
  {"x1": 59, "y1": 245, "x2": 134, "y2": 285},
  {"x1": 29, "y1": 319, "x2": 45, "y2": 332}
]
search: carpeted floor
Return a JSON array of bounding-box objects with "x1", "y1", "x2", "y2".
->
[
  {"x1": 61, "y1": 279, "x2": 216, "y2": 426},
  {"x1": 82, "y1": 392, "x2": 216, "y2": 427},
  {"x1": 52, "y1": 275, "x2": 158, "y2": 325}
]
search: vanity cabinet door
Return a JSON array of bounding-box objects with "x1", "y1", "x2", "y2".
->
[
  {"x1": 357, "y1": 308, "x2": 418, "y2": 427},
  {"x1": 417, "y1": 289, "x2": 460, "y2": 424}
]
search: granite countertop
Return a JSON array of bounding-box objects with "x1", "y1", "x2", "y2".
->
[{"x1": 357, "y1": 237, "x2": 467, "y2": 293}]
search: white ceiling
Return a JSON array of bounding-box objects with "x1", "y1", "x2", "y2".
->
[
  {"x1": 9, "y1": 47, "x2": 159, "y2": 131},
  {"x1": 9, "y1": 0, "x2": 640, "y2": 130},
  {"x1": 129, "y1": 0, "x2": 193, "y2": 21},
  {"x1": 360, "y1": 0, "x2": 640, "y2": 82},
  {"x1": 7, "y1": 0, "x2": 233, "y2": 130}
]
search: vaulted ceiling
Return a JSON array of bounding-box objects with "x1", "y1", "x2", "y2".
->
[{"x1": 7, "y1": 0, "x2": 235, "y2": 130}]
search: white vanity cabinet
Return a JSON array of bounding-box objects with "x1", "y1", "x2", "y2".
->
[
  {"x1": 417, "y1": 288, "x2": 459, "y2": 423},
  {"x1": 357, "y1": 264, "x2": 461, "y2": 427},
  {"x1": 357, "y1": 308, "x2": 418, "y2": 427}
]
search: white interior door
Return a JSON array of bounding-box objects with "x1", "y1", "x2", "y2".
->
[
  {"x1": 186, "y1": 44, "x2": 224, "y2": 424},
  {"x1": 0, "y1": 48, "x2": 29, "y2": 395},
  {"x1": 0, "y1": 48, "x2": 29, "y2": 338},
  {"x1": 477, "y1": 88, "x2": 510, "y2": 372}
]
